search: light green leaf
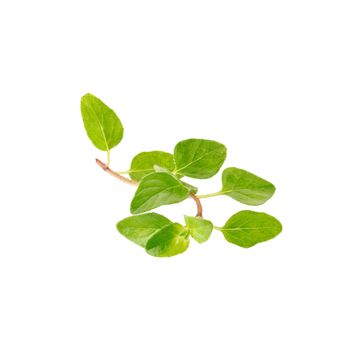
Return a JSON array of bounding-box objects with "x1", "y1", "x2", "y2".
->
[
  {"x1": 180, "y1": 181, "x2": 198, "y2": 194},
  {"x1": 221, "y1": 167, "x2": 276, "y2": 205},
  {"x1": 184, "y1": 216, "x2": 213, "y2": 243},
  {"x1": 146, "y1": 223, "x2": 190, "y2": 257},
  {"x1": 80, "y1": 93, "x2": 123, "y2": 151},
  {"x1": 153, "y1": 165, "x2": 172, "y2": 173},
  {"x1": 130, "y1": 173, "x2": 190, "y2": 214},
  {"x1": 174, "y1": 139, "x2": 227, "y2": 179},
  {"x1": 153, "y1": 166, "x2": 197, "y2": 193},
  {"x1": 219, "y1": 210, "x2": 282, "y2": 248},
  {"x1": 116, "y1": 213, "x2": 172, "y2": 247},
  {"x1": 129, "y1": 151, "x2": 175, "y2": 181}
]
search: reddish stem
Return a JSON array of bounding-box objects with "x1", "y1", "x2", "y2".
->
[
  {"x1": 190, "y1": 193, "x2": 203, "y2": 218},
  {"x1": 96, "y1": 159, "x2": 137, "y2": 186},
  {"x1": 96, "y1": 159, "x2": 203, "y2": 217}
]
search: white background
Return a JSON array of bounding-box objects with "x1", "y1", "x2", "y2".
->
[{"x1": 1, "y1": 1, "x2": 349, "y2": 349}]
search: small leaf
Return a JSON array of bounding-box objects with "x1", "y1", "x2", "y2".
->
[
  {"x1": 184, "y1": 216, "x2": 213, "y2": 243},
  {"x1": 221, "y1": 167, "x2": 275, "y2": 205},
  {"x1": 116, "y1": 213, "x2": 172, "y2": 247},
  {"x1": 80, "y1": 93, "x2": 124, "y2": 151},
  {"x1": 174, "y1": 139, "x2": 227, "y2": 179},
  {"x1": 146, "y1": 223, "x2": 190, "y2": 257},
  {"x1": 219, "y1": 210, "x2": 282, "y2": 248},
  {"x1": 130, "y1": 173, "x2": 190, "y2": 214},
  {"x1": 129, "y1": 151, "x2": 175, "y2": 181}
]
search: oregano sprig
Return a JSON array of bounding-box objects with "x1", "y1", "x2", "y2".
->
[{"x1": 81, "y1": 93, "x2": 283, "y2": 257}]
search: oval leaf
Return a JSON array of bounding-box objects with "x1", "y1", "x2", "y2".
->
[
  {"x1": 220, "y1": 210, "x2": 282, "y2": 248},
  {"x1": 116, "y1": 213, "x2": 172, "y2": 247},
  {"x1": 221, "y1": 167, "x2": 276, "y2": 205},
  {"x1": 174, "y1": 139, "x2": 227, "y2": 179},
  {"x1": 130, "y1": 173, "x2": 190, "y2": 214},
  {"x1": 146, "y1": 223, "x2": 190, "y2": 257},
  {"x1": 129, "y1": 151, "x2": 175, "y2": 181},
  {"x1": 184, "y1": 216, "x2": 213, "y2": 243},
  {"x1": 80, "y1": 93, "x2": 124, "y2": 151}
]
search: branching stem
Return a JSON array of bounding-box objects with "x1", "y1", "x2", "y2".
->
[
  {"x1": 96, "y1": 159, "x2": 138, "y2": 186},
  {"x1": 96, "y1": 159, "x2": 204, "y2": 218}
]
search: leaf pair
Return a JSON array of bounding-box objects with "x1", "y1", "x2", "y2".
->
[
  {"x1": 129, "y1": 139, "x2": 227, "y2": 182},
  {"x1": 128, "y1": 139, "x2": 227, "y2": 214},
  {"x1": 117, "y1": 213, "x2": 215, "y2": 257},
  {"x1": 117, "y1": 213, "x2": 190, "y2": 257},
  {"x1": 117, "y1": 210, "x2": 282, "y2": 257}
]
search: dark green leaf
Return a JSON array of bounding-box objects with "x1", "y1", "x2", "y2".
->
[
  {"x1": 174, "y1": 139, "x2": 227, "y2": 179},
  {"x1": 184, "y1": 216, "x2": 213, "y2": 243},
  {"x1": 146, "y1": 223, "x2": 190, "y2": 257},
  {"x1": 129, "y1": 151, "x2": 175, "y2": 181},
  {"x1": 219, "y1": 210, "x2": 282, "y2": 248},
  {"x1": 116, "y1": 213, "x2": 172, "y2": 247},
  {"x1": 221, "y1": 167, "x2": 275, "y2": 205},
  {"x1": 130, "y1": 173, "x2": 190, "y2": 214},
  {"x1": 80, "y1": 93, "x2": 123, "y2": 151}
]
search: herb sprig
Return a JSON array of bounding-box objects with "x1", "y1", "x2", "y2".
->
[{"x1": 81, "y1": 93, "x2": 282, "y2": 257}]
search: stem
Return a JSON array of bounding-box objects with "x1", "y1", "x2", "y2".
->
[
  {"x1": 213, "y1": 226, "x2": 222, "y2": 230},
  {"x1": 197, "y1": 191, "x2": 224, "y2": 199},
  {"x1": 96, "y1": 159, "x2": 204, "y2": 218},
  {"x1": 106, "y1": 149, "x2": 111, "y2": 167},
  {"x1": 190, "y1": 193, "x2": 203, "y2": 218},
  {"x1": 96, "y1": 159, "x2": 137, "y2": 186}
]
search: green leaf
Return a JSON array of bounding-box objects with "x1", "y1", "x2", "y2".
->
[
  {"x1": 116, "y1": 213, "x2": 172, "y2": 247},
  {"x1": 219, "y1": 210, "x2": 282, "y2": 248},
  {"x1": 174, "y1": 139, "x2": 227, "y2": 179},
  {"x1": 145, "y1": 223, "x2": 190, "y2": 257},
  {"x1": 221, "y1": 167, "x2": 275, "y2": 205},
  {"x1": 130, "y1": 172, "x2": 190, "y2": 214},
  {"x1": 80, "y1": 93, "x2": 124, "y2": 151},
  {"x1": 153, "y1": 166, "x2": 197, "y2": 193},
  {"x1": 153, "y1": 165, "x2": 173, "y2": 174},
  {"x1": 129, "y1": 151, "x2": 175, "y2": 181},
  {"x1": 180, "y1": 181, "x2": 198, "y2": 194},
  {"x1": 184, "y1": 216, "x2": 213, "y2": 243}
]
